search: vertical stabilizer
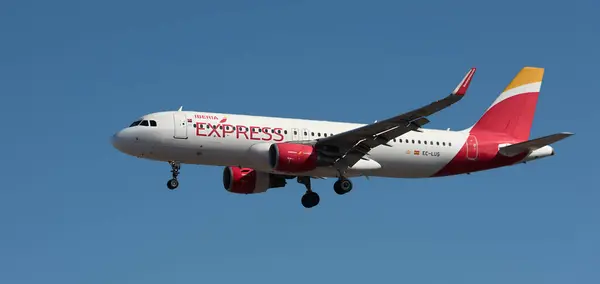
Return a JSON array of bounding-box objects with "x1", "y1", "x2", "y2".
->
[{"x1": 468, "y1": 67, "x2": 544, "y2": 141}]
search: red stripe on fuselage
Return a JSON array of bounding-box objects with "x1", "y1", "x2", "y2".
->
[{"x1": 433, "y1": 132, "x2": 527, "y2": 177}]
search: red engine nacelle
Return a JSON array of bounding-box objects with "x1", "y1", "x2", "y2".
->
[
  {"x1": 223, "y1": 166, "x2": 287, "y2": 194},
  {"x1": 269, "y1": 143, "x2": 319, "y2": 173}
]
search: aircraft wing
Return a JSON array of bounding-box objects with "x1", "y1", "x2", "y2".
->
[
  {"x1": 314, "y1": 67, "x2": 477, "y2": 170},
  {"x1": 498, "y1": 132, "x2": 574, "y2": 157}
]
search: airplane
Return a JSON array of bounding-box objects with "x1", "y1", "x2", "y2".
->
[{"x1": 111, "y1": 66, "x2": 573, "y2": 208}]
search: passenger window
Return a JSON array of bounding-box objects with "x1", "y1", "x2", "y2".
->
[
  {"x1": 436, "y1": 142, "x2": 439, "y2": 146},
  {"x1": 140, "y1": 120, "x2": 149, "y2": 126},
  {"x1": 449, "y1": 142, "x2": 452, "y2": 146},
  {"x1": 324, "y1": 133, "x2": 328, "y2": 137},
  {"x1": 443, "y1": 142, "x2": 446, "y2": 146},
  {"x1": 311, "y1": 132, "x2": 314, "y2": 136},
  {"x1": 418, "y1": 140, "x2": 421, "y2": 144},
  {"x1": 294, "y1": 131, "x2": 297, "y2": 135},
  {"x1": 412, "y1": 140, "x2": 415, "y2": 144},
  {"x1": 150, "y1": 120, "x2": 157, "y2": 127},
  {"x1": 318, "y1": 133, "x2": 321, "y2": 137}
]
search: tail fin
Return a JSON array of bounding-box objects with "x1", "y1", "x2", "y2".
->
[{"x1": 468, "y1": 67, "x2": 544, "y2": 141}]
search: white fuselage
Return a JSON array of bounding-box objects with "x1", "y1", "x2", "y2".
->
[{"x1": 112, "y1": 110, "x2": 491, "y2": 178}]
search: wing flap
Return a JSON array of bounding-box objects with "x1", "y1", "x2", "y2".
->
[{"x1": 498, "y1": 132, "x2": 574, "y2": 157}]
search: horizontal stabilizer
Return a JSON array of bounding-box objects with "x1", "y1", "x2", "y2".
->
[{"x1": 499, "y1": 132, "x2": 573, "y2": 157}]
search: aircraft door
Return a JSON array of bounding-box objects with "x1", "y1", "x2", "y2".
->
[
  {"x1": 466, "y1": 134, "x2": 478, "y2": 160},
  {"x1": 291, "y1": 128, "x2": 299, "y2": 141},
  {"x1": 173, "y1": 112, "x2": 188, "y2": 139}
]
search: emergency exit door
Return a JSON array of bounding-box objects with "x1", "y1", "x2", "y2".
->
[{"x1": 173, "y1": 112, "x2": 188, "y2": 139}]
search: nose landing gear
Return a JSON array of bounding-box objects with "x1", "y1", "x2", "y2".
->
[{"x1": 166, "y1": 161, "x2": 181, "y2": 190}]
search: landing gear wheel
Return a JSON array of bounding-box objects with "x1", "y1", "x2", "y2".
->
[
  {"x1": 167, "y1": 178, "x2": 179, "y2": 190},
  {"x1": 301, "y1": 191, "x2": 320, "y2": 208},
  {"x1": 166, "y1": 161, "x2": 181, "y2": 190},
  {"x1": 333, "y1": 178, "x2": 353, "y2": 195},
  {"x1": 297, "y1": 176, "x2": 319, "y2": 208}
]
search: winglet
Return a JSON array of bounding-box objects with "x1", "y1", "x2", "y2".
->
[
  {"x1": 451, "y1": 67, "x2": 476, "y2": 96},
  {"x1": 178, "y1": 106, "x2": 183, "y2": 111}
]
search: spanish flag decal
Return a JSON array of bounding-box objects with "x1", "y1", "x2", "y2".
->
[{"x1": 414, "y1": 150, "x2": 420, "y2": 155}]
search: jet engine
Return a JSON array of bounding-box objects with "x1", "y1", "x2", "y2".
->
[
  {"x1": 268, "y1": 143, "x2": 332, "y2": 173},
  {"x1": 223, "y1": 166, "x2": 287, "y2": 194}
]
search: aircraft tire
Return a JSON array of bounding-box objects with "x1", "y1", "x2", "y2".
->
[
  {"x1": 167, "y1": 179, "x2": 179, "y2": 190},
  {"x1": 333, "y1": 178, "x2": 352, "y2": 195},
  {"x1": 301, "y1": 191, "x2": 320, "y2": 208}
]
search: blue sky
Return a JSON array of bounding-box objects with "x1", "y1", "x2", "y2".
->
[{"x1": 0, "y1": 0, "x2": 597, "y2": 283}]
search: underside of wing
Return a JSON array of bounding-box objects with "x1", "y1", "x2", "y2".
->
[{"x1": 315, "y1": 67, "x2": 477, "y2": 171}]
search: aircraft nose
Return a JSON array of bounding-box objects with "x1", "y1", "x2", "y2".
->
[
  {"x1": 111, "y1": 129, "x2": 130, "y2": 152},
  {"x1": 111, "y1": 131, "x2": 122, "y2": 150}
]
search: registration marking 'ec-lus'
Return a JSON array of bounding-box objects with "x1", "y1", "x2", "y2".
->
[{"x1": 420, "y1": 151, "x2": 441, "y2": 157}]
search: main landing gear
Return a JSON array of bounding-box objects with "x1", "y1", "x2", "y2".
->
[
  {"x1": 298, "y1": 176, "x2": 319, "y2": 209},
  {"x1": 297, "y1": 176, "x2": 354, "y2": 208},
  {"x1": 333, "y1": 177, "x2": 353, "y2": 195},
  {"x1": 166, "y1": 161, "x2": 181, "y2": 190}
]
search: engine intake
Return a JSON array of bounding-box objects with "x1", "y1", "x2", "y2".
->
[{"x1": 223, "y1": 166, "x2": 286, "y2": 194}]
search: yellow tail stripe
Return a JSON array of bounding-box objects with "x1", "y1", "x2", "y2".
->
[{"x1": 504, "y1": 67, "x2": 545, "y2": 92}]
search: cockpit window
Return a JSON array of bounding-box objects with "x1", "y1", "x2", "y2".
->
[{"x1": 129, "y1": 119, "x2": 157, "y2": 127}]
